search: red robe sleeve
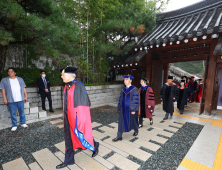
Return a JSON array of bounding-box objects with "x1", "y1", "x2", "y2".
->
[{"x1": 146, "y1": 87, "x2": 155, "y2": 108}]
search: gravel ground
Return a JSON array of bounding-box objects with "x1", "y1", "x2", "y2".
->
[{"x1": 0, "y1": 106, "x2": 203, "y2": 170}]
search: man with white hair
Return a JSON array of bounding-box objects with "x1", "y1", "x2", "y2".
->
[{"x1": 56, "y1": 66, "x2": 99, "y2": 169}]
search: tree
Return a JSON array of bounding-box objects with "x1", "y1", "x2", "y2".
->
[
  {"x1": 59, "y1": 0, "x2": 169, "y2": 83},
  {"x1": 0, "y1": 0, "x2": 79, "y2": 78}
]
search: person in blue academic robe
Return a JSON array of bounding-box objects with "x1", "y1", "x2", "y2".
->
[{"x1": 112, "y1": 75, "x2": 139, "y2": 142}]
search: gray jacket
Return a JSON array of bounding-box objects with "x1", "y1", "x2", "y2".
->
[{"x1": 0, "y1": 76, "x2": 26, "y2": 103}]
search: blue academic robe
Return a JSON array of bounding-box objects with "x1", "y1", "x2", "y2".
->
[{"x1": 117, "y1": 85, "x2": 139, "y2": 137}]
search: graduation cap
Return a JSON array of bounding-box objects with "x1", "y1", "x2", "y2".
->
[
  {"x1": 123, "y1": 75, "x2": 134, "y2": 80},
  {"x1": 181, "y1": 80, "x2": 186, "y2": 83},
  {"x1": 141, "y1": 78, "x2": 148, "y2": 82},
  {"x1": 181, "y1": 76, "x2": 187, "y2": 79},
  {"x1": 198, "y1": 79, "x2": 202, "y2": 81},
  {"x1": 59, "y1": 66, "x2": 78, "y2": 76},
  {"x1": 168, "y1": 75, "x2": 174, "y2": 80}
]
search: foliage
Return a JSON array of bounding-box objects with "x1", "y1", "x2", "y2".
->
[
  {"x1": 58, "y1": 0, "x2": 169, "y2": 83},
  {"x1": 0, "y1": 0, "x2": 79, "y2": 78},
  {"x1": 173, "y1": 61, "x2": 205, "y2": 77}
]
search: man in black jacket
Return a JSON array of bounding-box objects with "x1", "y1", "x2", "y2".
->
[{"x1": 37, "y1": 70, "x2": 54, "y2": 112}]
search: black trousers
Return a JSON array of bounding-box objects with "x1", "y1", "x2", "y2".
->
[
  {"x1": 192, "y1": 92, "x2": 196, "y2": 102},
  {"x1": 40, "y1": 92, "x2": 52, "y2": 110},
  {"x1": 139, "y1": 117, "x2": 152, "y2": 125},
  {"x1": 64, "y1": 139, "x2": 98, "y2": 164}
]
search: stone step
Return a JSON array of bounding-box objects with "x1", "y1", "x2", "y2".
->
[
  {"x1": 32, "y1": 148, "x2": 69, "y2": 170},
  {"x1": 2, "y1": 157, "x2": 29, "y2": 170},
  {"x1": 28, "y1": 162, "x2": 42, "y2": 170},
  {"x1": 54, "y1": 151, "x2": 82, "y2": 170},
  {"x1": 30, "y1": 104, "x2": 39, "y2": 114},
  {"x1": 107, "y1": 153, "x2": 140, "y2": 170},
  {"x1": 38, "y1": 107, "x2": 47, "y2": 118},
  {"x1": 75, "y1": 152, "x2": 108, "y2": 170},
  {"x1": 103, "y1": 138, "x2": 152, "y2": 161},
  {"x1": 83, "y1": 149, "x2": 114, "y2": 169}
]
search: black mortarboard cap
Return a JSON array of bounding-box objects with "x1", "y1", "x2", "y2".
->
[
  {"x1": 182, "y1": 76, "x2": 187, "y2": 79},
  {"x1": 198, "y1": 79, "x2": 202, "y2": 81},
  {"x1": 181, "y1": 80, "x2": 186, "y2": 83},
  {"x1": 168, "y1": 75, "x2": 174, "y2": 80},
  {"x1": 59, "y1": 66, "x2": 78, "y2": 73},
  {"x1": 141, "y1": 78, "x2": 148, "y2": 82}
]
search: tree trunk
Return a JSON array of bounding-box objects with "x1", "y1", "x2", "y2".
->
[{"x1": 0, "y1": 46, "x2": 7, "y2": 80}]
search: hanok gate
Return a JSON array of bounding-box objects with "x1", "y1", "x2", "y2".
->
[{"x1": 112, "y1": 0, "x2": 222, "y2": 116}]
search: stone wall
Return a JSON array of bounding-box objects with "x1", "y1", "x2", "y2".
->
[{"x1": 0, "y1": 84, "x2": 123, "y2": 123}]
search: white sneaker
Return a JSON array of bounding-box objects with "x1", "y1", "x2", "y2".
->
[
  {"x1": 21, "y1": 124, "x2": 28, "y2": 128},
  {"x1": 11, "y1": 127, "x2": 17, "y2": 131}
]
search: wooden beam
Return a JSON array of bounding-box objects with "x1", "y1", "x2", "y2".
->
[
  {"x1": 203, "y1": 38, "x2": 219, "y2": 115},
  {"x1": 145, "y1": 50, "x2": 152, "y2": 86},
  {"x1": 163, "y1": 63, "x2": 169, "y2": 83}
]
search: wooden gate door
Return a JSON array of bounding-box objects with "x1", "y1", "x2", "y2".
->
[
  {"x1": 151, "y1": 61, "x2": 163, "y2": 105},
  {"x1": 131, "y1": 69, "x2": 142, "y2": 88}
]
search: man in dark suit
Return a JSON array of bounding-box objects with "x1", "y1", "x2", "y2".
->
[{"x1": 37, "y1": 70, "x2": 54, "y2": 112}]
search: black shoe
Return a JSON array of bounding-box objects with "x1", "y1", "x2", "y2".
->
[
  {"x1": 150, "y1": 118, "x2": 153, "y2": 125},
  {"x1": 56, "y1": 162, "x2": 74, "y2": 169},
  {"x1": 92, "y1": 142, "x2": 99, "y2": 157},
  {"x1": 112, "y1": 137, "x2": 122, "y2": 142},
  {"x1": 133, "y1": 132, "x2": 138, "y2": 136},
  {"x1": 180, "y1": 113, "x2": 183, "y2": 115},
  {"x1": 42, "y1": 108, "x2": 46, "y2": 111},
  {"x1": 49, "y1": 109, "x2": 54, "y2": 112},
  {"x1": 139, "y1": 125, "x2": 143, "y2": 128}
]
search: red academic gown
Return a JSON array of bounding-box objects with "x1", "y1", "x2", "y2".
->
[
  {"x1": 194, "y1": 84, "x2": 199, "y2": 102},
  {"x1": 63, "y1": 81, "x2": 94, "y2": 152},
  {"x1": 198, "y1": 84, "x2": 203, "y2": 102},
  {"x1": 138, "y1": 86, "x2": 155, "y2": 119}
]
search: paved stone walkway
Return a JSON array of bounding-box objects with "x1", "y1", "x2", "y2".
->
[{"x1": 1, "y1": 103, "x2": 222, "y2": 170}]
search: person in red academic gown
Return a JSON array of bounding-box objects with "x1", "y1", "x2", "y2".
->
[
  {"x1": 198, "y1": 79, "x2": 203, "y2": 102},
  {"x1": 56, "y1": 66, "x2": 99, "y2": 169},
  {"x1": 138, "y1": 78, "x2": 155, "y2": 127}
]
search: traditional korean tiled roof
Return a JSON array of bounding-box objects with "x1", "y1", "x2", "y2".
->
[
  {"x1": 137, "y1": 0, "x2": 222, "y2": 47},
  {"x1": 169, "y1": 65, "x2": 203, "y2": 82},
  {"x1": 112, "y1": 50, "x2": 147, "y2": 67}
]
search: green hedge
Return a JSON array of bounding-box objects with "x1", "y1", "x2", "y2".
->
[
  {"x1": 1, "y1": 68, "x2": 117, "y2": 87},
  {"x1": 1, "y1": 68, "x2": 63, "y2": 87}
]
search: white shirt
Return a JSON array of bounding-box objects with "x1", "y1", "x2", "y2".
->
[
  {"x1": 126, "y1": 85, "x2": 131, "y2": 88},
  {"x1": 9, "y1": 78, "x2": 22, "y2": 102}
]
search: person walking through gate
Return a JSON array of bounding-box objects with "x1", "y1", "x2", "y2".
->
[
  {"x1": 56, "y1": 66, "x2": 99, "y2": 169},
  {"x1": 177, "y1": 80, "x2": 190, "y2": 115},
  {"x1": 37, "y1": 70, "x2": 54, "y2": 112},
  {"x1": 0, "y1": 67, "x2": 28, "y2": 131},
  {"x1": 182, "y1": 76, "x2": 188, "y2": 107},
  {"x1": 138, "y1": 78, "x2": 155, "y2": 127},
  {"x1": 112, "y1": 75, "x2": 139, "y2": 142},
  {"x1": 159, "y1": 75, "x2": 178, "y2": 120}
]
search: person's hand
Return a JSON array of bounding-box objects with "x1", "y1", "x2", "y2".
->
[
  {"x1": 45, "y1": 89, "x2": 49, "y2": 93},
  {"x1": 24, "y1": 96, "x2": 28, "y2": 102},
  {"x1": 3, "y1": 99, "x2": 8, "y2": 105},
  {"x1": 131, "y1": 112, "x2": 135, "y2": 115},
  {"x1": 160, "y1": 98, "x2": 162, "y2": 100},
  {"x1": 187, "y1": 98, "x2": 189, "y2": 101},
  {"x1": 148, "y1": 105, "x2": 151, "y2": 108}
]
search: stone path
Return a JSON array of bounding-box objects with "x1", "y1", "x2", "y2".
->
[
  {"x1": 2, "y1": 103, "x2": 222, "y2": 170},
  {"x1": 2, "y1": 114, "x2": 183, "y2": 170}
]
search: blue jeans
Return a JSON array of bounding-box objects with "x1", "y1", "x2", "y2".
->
[
  {"x1": 8, "y1": 101, "x2": 26, "y2": 127},
  {"x1": 165, "y1": 112, "x2": 170, "y2": 118}
]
